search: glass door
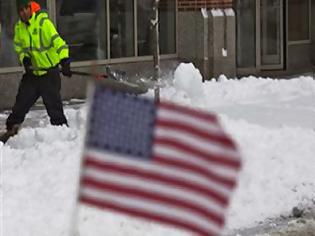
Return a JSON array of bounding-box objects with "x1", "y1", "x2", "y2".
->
[
  {"x1": 236, "y1": 0, "x2": 256, "y2": 69},
  {"x1": 260, "y1": 0, "x2": 284, "y2": 69}
]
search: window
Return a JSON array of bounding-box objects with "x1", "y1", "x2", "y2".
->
[
  {"x1": 137, "y1": 0, "x2": 176, "y2": 56},
  {"x1": 137, "y1": 0, "x2": 152, "y2": 56},
  {"x1": 110, "y1": 0, "x2": 134, "y2": 58},
  {"x1": 56, "y1": 0, "x2": 107, "y2": 61},
  {"x1": 236, "y1": 0, "x2": 256, "y2": 68},
  {"x1": 0, "y1": 0, "x2": 176, "y2": 69},
  {"x1": 36, "y1": 0, "x2": 47, "y2": 9},
  {"x1": 288, "y1": 0, "x2": 310, "y2": 41},
  {"x1": 0, "y1": 0, "x2": 47, "y2": 68},
  {"x1": 0, "y1": 0, "x2": 19, "y2": 67},
  {"x1": 159, "y1": 0, "x2": 176, "y2": 55}
]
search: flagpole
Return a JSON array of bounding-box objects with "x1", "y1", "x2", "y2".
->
[
  {"x1": 68, "y1": 136, "x2": 83, "y2": 236},
  {"x1": 68, "y1": 77, "x2": 97, "y2": 236},
  {"x1": 152, "y1": 0, "x2": 161, "y2": 103},
  {"x1": 68, "y1": 196, "x2": 80, "y2": 236},
  {"x1": 0, "y1": 142, "x2": 4, "y2": 236}
]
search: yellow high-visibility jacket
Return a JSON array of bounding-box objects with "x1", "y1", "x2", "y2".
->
[{"x1": 14, "y1": 10, "x2": 69, "y2": 76}]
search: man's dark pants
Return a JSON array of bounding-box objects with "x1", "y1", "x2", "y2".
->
[{"x1": 6, "y1": 67, "x2": 68, "y2": 130}]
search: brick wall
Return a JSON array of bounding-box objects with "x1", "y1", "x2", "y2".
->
[
  {"x1": 159, "y1": 0, "x2": 176, "y2": 10},
  {"x1": 178, "y1": 0, "x2": 233, "y2": 11}
]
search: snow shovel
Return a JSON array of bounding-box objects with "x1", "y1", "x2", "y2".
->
[{"x1": 29, "y1": 66, "x2": 148, "y2": 95}]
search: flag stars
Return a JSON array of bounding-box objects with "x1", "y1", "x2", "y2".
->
[
  {"x1": 87, "y1": 88, "x2": 156, "y2": 160},
  {"x1": 149, "y1": 134, "x2": 155, "y2": 143},
  {"x1": 142, "y1": 99, "x2": 150, "y2": 104},
  {"x1": 82, "y1": 87, "x2": 241, "y2": 236},
  {"x1": 150, "y1": 108, "x2": 156, "y2": 116},
  {"x1": 109, "y1": 88, "x2": 117, "y2": 96},
  {"x1": 114, "y1": 146, "x2": 121, "y2": 152},
  {"x1": 121, "y1": 93, "x2": 128, "y2": 100},
  {"x1": 136, "y1": 151, "x2": 144, "y2": 156}
]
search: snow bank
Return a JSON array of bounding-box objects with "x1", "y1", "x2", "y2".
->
[{"x1": 1, "y1": 63, "x2": 315, "y2": 235}]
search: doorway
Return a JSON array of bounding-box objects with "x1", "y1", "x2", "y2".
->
[
  {"x1": 260, "y1": 0, "x2": 284, "y2": 69},
  {"x1": 236, "y1": 0, "x2": 285, "y2": 72}
]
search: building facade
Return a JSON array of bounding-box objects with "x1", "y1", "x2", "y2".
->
[
  {"x1": 0, "y1": 0, "x2": 314, "y2": 108},
  {"x1": 236, "y1": 0, "x2": 314, "y2": 76},
  {"x1": 177, "y1": 0, "x2": 315, "y2": 77}
]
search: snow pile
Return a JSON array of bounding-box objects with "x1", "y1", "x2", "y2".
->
[
  {"x1": 173, "y1": 63, "x2": 205, "y2": 104},
  {"x1": 1, "y1": 63, "x2": 315, "y2": 235},
  {"x1": 223, "y1": 117, "x2": 315, "y2": 230}
]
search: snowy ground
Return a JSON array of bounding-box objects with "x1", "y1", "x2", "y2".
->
[{"x1": 1, "y1": 63, "x2": 315, "y2": 236}]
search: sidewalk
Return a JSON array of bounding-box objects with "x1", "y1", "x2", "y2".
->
[
  {"x1": 226, "y1": 207, "x2": 315, "y2": 236},
  {"x1": 0, "y1": 99, "x2": 85, "y2": 131},
  {"x1": 267, "y1": 219, "x2": 315, "y2": 236},
  {"x1": 2, "y1": 101, "x2": 315, "y2": 236}
]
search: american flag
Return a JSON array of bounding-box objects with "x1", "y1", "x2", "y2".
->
[{"x1": 79, "y1": 86, "x2": 241, "y2": 236}]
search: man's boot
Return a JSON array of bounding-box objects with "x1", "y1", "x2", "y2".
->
[{"x1": 0, "y1": 124, "x2": 20, "y2": 144}]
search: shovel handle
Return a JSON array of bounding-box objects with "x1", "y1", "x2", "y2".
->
[{"x1": 29, "y1": 66, "x2": 108, "y2": 80}]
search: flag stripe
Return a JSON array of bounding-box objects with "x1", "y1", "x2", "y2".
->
[
  {"x1": 153, "y1": 145, "x2": 239, "y2": 179},
  {"x1": 80, "y1": 90, "x2": 241, "y2": 236},
  {"x1": 81, "y1": 177, "x2": 225, "y2": 225},
  {"x1": 159, "y1": 102, "x2": 218, "y2": 124},
  {"x1": 84, "y1": 155, "x2": 230, "y2": 205},
  {"x1": 85, "y1": 150, "x2": 233, "y2": 196},
  {"x1": 153, "y1": 155, "x2": 236, "y2": 188},
  {"x1": 156, "y1": 119, "x2": 236, "y2": 148},
  {"x1": 80, "y1": 196, "x2": 218, "y2": 236},
  {"x1": 83, "y1": 165, "x2": 226, "y2": 215},
  {"x1": 154, "y1": 137, "x2": 241, "y2": 168},
  {"x1": 80, "y1": 188, "x2": 221, "y2": 236},
  {"x1": 155, "y1": 128, "x2": 239, "y2": 160},
  {"x1": 157, "y1": 108, "x2": 223, "y2": 134}
]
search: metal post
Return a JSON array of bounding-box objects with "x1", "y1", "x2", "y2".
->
[
  {"x1": 201, "y1": 8, "x2": 209, "y2": 82},
  {"x1": 151, "y1": 0, "x2": 160, "y2": 102}
]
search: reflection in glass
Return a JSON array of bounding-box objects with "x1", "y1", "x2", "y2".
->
[
  {"x1": 137, "y1": 0, "x2": 176, "y2": 56},
  {"x1": 288, "y1": 0, "x2": 309, "y2": 41},
  {"x1": 0, "y1": 0, "x2": 47, "y2": 68},
  {"x1": 56, "y1": 0, "x2": 107, "y2": 61},
  {"x1": 236, "y1": 0, "x2": 256, "y2": 68},
  {"x1": 261, "y1": 0, "x2": 281, "y2": 65},
  {"x1": 110, "y1": 0, "x2": 134, "y2": 58},
  {"x1": 35, "y1": 0, "x2": 47, "y2": 9},
  {"x1": 1, "y1": 0, "x2": 177, "y2": 68},
  {"x1": 0, "y1": 0, "x2": 19, "y2": 67},
  {"x1": 137, "y1": 0, "x2": 152, "y2": 56},
  {"x1": 159, "y1": 0, "x2": 176, "y2": 55}
]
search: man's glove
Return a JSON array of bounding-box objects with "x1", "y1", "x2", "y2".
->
[
  {"x1": 60, "y1": 58, "x2": 72, "y2": 77},
  {"x1": 23, "y1": 57, "x2": 32, "y2": 75}
]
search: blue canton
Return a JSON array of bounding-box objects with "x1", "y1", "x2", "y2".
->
[{"x1": 87, "y1": 87, "x2": 156, "y2": 160}]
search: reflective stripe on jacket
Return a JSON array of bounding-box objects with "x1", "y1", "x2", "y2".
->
[{"x1": 14, "y1": 10, "x2": 69, "y2": 76}]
